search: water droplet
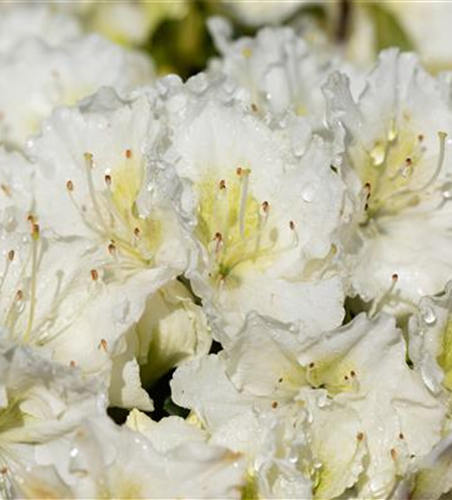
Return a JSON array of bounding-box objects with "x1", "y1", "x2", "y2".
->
[
  {"x1": 302, "y1": 184, "x2": 317, "y2": 203},
  {"x1": 421, "y1": 307, "x2": 437, "y2": 326},
  {"x1": 442, "y1": 182, "x2": 452, "y2": 200},
  {"x1": 370, "y1": 143, "x2": 386, "y2": 166}
]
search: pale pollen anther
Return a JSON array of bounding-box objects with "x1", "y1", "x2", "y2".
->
[
  {"x1": 390, "y1": 448, "x2": 397, "y2": 460},
  {"x1": 1, "y1": 184, "x2": 11, "y2": 197}
]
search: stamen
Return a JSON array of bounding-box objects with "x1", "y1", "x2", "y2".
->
[
  {"x1": 125, "y1": 149, "x2": 132, "y2": 159},
  {"x1": 98, "y1": 338, "x2": 108, "y2": 351},
  {"x1": 370, "y1": 273, "x2": 399, "y2": 317},
  {"x1": 90, "y1": 269, "x2": 99, "y2": 281},
  {"x1": 0, "y1": 250, "x2": 14, "y2": 294},
  {"x1": 237, "y1": 168, "x2": 251, "y2": 239},
  {"x1": 84, "y1": 152, "x2": 106, "y2": 230},
  {"x1": 214, "y1": 232, "x2": 223, "y2": 253},
  {"x1": 417, "y1": 131, "x2": 447, "y2": 191},
  {"x1": 24, "y1": 223, "x2": 40, "y2": 341}
]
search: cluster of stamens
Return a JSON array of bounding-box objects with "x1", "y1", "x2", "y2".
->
[
  {"x1": 360, "y1": 129, "x2": 448, "y2": 222},
  {"x1": 198, "y1": 166, "x2": 299, "y2": 287},
  {"x1": 65, "y1": 150, "x2": 157, "y2": 270}
]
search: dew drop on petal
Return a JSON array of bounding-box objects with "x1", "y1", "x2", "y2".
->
[
  {"x1": 421, "y1": 307, "x2": 437, "y2": 326},
  {"x1": 302, "y1": 184, "x2": 317, "y2": 203}
]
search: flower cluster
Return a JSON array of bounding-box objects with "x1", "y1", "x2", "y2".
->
[{"x1": 1, "y1": 3, "x2": 452, "y2": 500}]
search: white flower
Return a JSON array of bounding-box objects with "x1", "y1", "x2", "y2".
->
[
  {"x1": 171, "y1": 354, "x2": 314, "y2": 499},
  {"x1": 156, "y1": 86, "x2": 345, "y2": 340},
  {"x1": 207, "y1": 311, "x2": 447, "y2": 498},
  {"x1": 11, "y1": 414, "x2": 246, "y2": 499},
  {"x1": 0, "y1": 90, "x2": 204, "y2": 411},
  {"x1": 0, "y1": 342, "x2": 104, "y2": 498},
  {"x1": 324, "y1": 49, "x2": 452, "y2": 313},
  {"x1": 0, "y1": 34, "x2": 153, "y2": 148},
  {"x1": 0, "y1": 3, "x2": 81, "y2": 54},
  {"x1": 208, "y1": 19, "x2": 364, "y2": 127}
]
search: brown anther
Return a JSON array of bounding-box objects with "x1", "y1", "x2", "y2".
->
[
  {"x1": 98, "y1": 338, "x2": 108, "y2": 351},
  {"x1": 357, "y1": 432, "x2": 365, "y2": 441},
  {"x1": 418, "y1": 134, "x2": 424, "y2": 142},
  {"x1": 308, "y1": 362, "x2": 315, "y2": 369},
  {"x1": 125, "y1": 149, "x2": 132, "y2": 159},
  {"x1": 236, "y1": 167, "x2": 243, "y2": 176},
  {"x1": 390, "y1": 448, "x2": 397, "y2": 460},
  {"x1": 134, "y1": 227, "x2": 141, "y2": 237},
  {"x1": 66, "y1": 180, "x2": 74, "y2": 191},
  {"x1": 70, "y1": 360, "x2": 76, "y2": 368},
  {"x1": 219, "y1": 179, "x2": 226, "y2": 190},
  {"x1": 289, "y1": 220, "x2": 295, "y2": 231},
  {"x1": 399, "y1": 433, "x2": 404, "y2": 440},
  {"x1": 0, "y1": 467, "x2": 8, "y2": 474},
  {"x1": 251, "y1": 103, "x2": 258, "y2": 113},
  {"x1": 15, "y1": 290, "x2": 23, "y2": 301},
  {"x1": 1, "y1": 184, "x2": 11, "y2": 197},
  {"x1": 108, "y1": 242, "x2": 116, "y2": 255},
  {"x1": 392, "y1": 273, "x2": 399, "y2": 282},
  {"x1": 27, "y1": 214, "x2": 35, "y2": 224},
  {"x1": 271, "y1": 401, "x2": 278, "y2": 409},
  {"x1": 405, "y1": 157, "x2": 412, "y2": 166},
  {"x1": 214, "y1": 232, "x2": 223, "y2": 241},
  {"x1": 364, "y1": 182, "x2": 371, "y2": 192},
  {"x1": 364, "y1": 203, "x2": 369, "y2": 211},
  {"x1": 262, "y1": 201, "x2": 269, "y2": 213},
  {"x1": 350, "y1": 370, "x2": 356, "y2": 377},
  {"x1": 8, "y1": 250, "x2": 15, "y2": 261},
  {"x1": 344, "y1": 375, "x2": 349, "y2": 381},
  {"x1": 90, "y1": 269, "x2": 99, "y2": 281},
  {"x1": 104, "y1": 174, "x2": 112, "y2": 186},
  {"x1": 278, "y1": 377, "x2": 283, "y2": 383}
]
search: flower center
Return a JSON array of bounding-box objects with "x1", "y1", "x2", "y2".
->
[
  {"x1": 67, "y1": 150, "x2": 162, "y2": 270},
  {"x1": 355, "y1": 121, "x2": 448, "y2": 222},
  {"x1": 196, "y1": 167, "x2": 298, "y2": 289}
]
